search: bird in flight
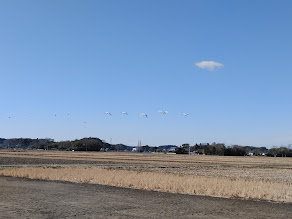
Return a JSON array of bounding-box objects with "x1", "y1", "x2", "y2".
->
[
  {"x1": 140, "y1": 113, "x2": 148, "y2": 118},
  {"x1": 159, "y1": 110, "x2": 168, "y2": 114},
  {"x1": 121, "y1": 112, "x2": 128, "y2": 115},
  {"x1": 104, "y1": 112, "x2": 112, "y2": 116},
  {"x1": 182, "y1": 113, "x2": 191, "y2": 116}
]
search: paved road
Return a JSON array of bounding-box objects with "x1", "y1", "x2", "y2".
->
[{"x1": 0, "y1": 176, "x2": 291, "y2": 218}]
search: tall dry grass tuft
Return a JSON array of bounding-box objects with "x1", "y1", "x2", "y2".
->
[{"x1": 0, "y1": 166, "x2": 291, "y2": 202}]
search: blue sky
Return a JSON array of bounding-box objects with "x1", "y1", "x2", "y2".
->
[{"x1": 1, "y1": 0, "x2": 292, "y2": 147}]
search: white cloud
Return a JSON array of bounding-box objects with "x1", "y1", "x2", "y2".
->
[{"x1": 195, "y1": 61, "x2": 224, "y2": 71}]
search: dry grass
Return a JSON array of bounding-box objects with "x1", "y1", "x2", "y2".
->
[
  {"x1": 1, "y1": 166, "x2": 292, "y2": 203},
  {"x1": 103, "y1": 165, "x2": 292, "y2": 183}
]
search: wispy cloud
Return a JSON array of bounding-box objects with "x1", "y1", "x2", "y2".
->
[{"x1": 195, "y1": 61, "x2": 224, "y2": 71}]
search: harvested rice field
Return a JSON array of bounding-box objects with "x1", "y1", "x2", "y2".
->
[{"x1": 0, "y1": 150, "x2": 292, "y2": 202}]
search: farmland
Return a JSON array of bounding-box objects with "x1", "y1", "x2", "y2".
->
[
  {"x1": 1, "y1": 150, "x2": 292, "y2": 166},
  {"x1": 0, "y1": 150, "x2": 292, "y2": 202}
]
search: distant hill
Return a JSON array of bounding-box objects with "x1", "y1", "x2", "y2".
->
[{"x1": 0, "y1": 137, "x2": 133, "y2": 151}]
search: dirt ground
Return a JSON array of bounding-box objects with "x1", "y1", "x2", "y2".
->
[{"x1": 0, "y1": 176, "x2": 291, "y2": 219}]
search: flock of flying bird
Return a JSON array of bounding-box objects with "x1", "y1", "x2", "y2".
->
[
  {"x1": 2, "y1": 111, "x2": 191, "y2": 123},
  {"x1": 104, "y1": 111, "x2": 191, "y2": 118}
]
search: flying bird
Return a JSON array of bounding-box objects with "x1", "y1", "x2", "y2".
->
[
  {"x1": 159, "y1": 110, "x2": 168, "y2": 114},
  {"x1": 182, "y1": 113, "x2": 191, "y2": 116},
  {"x1": 140, "y1": 113, "x2": 148, "y2": 118},
  {"x1": 121, "y1": 112, "x2": 128, "y2": 115},
  {"x1": 104, "y1": 112, "x2": 112, "y2": 116}
]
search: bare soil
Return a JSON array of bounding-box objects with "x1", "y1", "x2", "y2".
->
[{"x1": 0, "y1": 176, "x2": 291, "y2": 219}]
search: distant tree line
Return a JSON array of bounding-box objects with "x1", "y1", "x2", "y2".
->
[
  {"x1": 174, "y1": 143, "x2": 292, "y2": 157},
  {"x1": 1, "y1": 137, "x2": 292, "y2": 157},
  {"x1": 0, "y1": 138, "x2": 54, "y2": 150},
  {"x1": 0, "y1": 137, "x2": 132, "y2": 152},
  {"x1": 266, "y1": 147, "x2": 292, "y2": 157},
  {"x1": 135, "y1": 145, "x2": 177, "y2": 153}
]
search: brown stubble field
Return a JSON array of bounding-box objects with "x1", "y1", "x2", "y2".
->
[
  {"x1": 0, "y1": 150, "x2": 292, "y2": 202},
  {"x1": 1, "y1": 150, "x2": 292, "y2": 166}
]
